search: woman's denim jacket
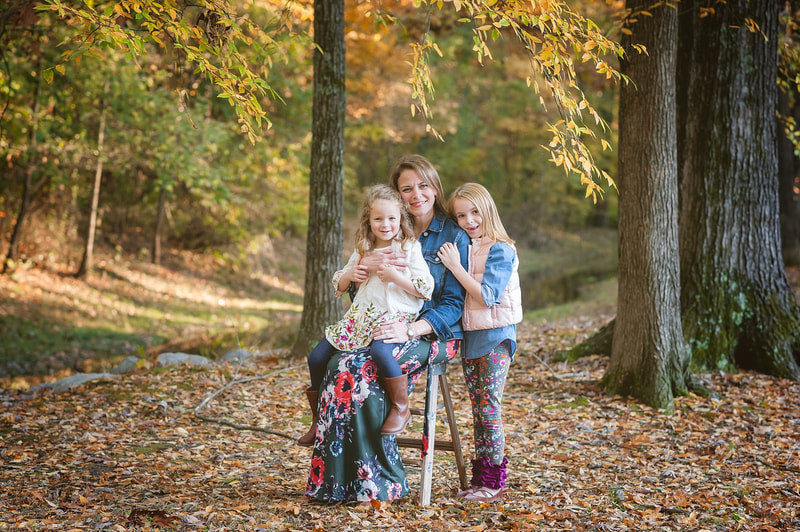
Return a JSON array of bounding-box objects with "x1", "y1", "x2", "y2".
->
[{"x1": 417, "y1": 212, "x2": 469, "y2": 342}]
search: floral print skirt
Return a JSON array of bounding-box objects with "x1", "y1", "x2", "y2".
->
[{"x1": 304, "y1": 337, "x2": 459, "y2": 502}]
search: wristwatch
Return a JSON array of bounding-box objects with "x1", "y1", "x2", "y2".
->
[{"x1": 406, "y1": 322, "x2": 416, "y2": 340}]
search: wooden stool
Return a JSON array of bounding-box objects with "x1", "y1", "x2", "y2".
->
[{"x1": 397, "y1": 360, "x2": 469, "y2": 505}]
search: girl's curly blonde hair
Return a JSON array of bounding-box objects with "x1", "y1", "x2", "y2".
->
[{"x1": 354, "y1": 184, "x2": 415, "y2": 256}]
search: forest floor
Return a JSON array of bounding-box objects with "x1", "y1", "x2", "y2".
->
[{"x1": 1, "y1": 249, "x2": 799, "y2": 530}]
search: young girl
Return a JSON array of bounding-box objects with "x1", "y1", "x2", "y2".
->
[
  {"x1": 297, "y1": 184, "x2": 434, "y2": 446},
  {"x1": 437, "y1": 182, "x2": 522, "y2": 503}
]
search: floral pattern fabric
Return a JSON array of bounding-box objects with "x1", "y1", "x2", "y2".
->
[
  {"x1": 325, "y1": 305, "x2": 415, "y2": 352},
  {"x1": 305, "y1": 338, "x2": 460, "y2": 502},
  {"x1": 326, "y1": 239, "x2": 433, "y2": 352}
]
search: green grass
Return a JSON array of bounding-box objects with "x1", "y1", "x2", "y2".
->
[
  {"x1": 525, "y1": 275, "x2": 617, "y2": 323},
  {"x1": 519, "y1": 226, "x2": 618, "y2": 318}
]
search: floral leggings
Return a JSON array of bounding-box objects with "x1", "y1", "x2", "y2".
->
[{"x1": 461, "y1": 340, "x2": 511, "y2": 465}]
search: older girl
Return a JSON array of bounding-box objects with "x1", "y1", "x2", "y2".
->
[{"x1": 438, "y1": 182, "x2": 522, "y2": 503}]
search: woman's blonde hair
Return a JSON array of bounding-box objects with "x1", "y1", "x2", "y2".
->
[
  {"x1": 354, "y1": 184, "x2": 415, "y2": 256},
  {"x1": 448, "y1": 182, "x2": 515, "y2": 245},
  {"x1": 389, "y1": 154, "x2": 450, "y2": 220}
]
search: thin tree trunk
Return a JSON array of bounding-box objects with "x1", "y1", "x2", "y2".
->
[
  {"x1": 152, "y1": 185, "x2": 167, "y2": 265},
  {"x1": 601, "y1": 0, "x2": 689, "y2": 409},
  {"x1": 291, "y1": 0, "x2": 345, "y2": 358},
  {"x1": 3, "y1": 64, "x2": 41, "y2": 274},
  {"x1": 778, "y1": 86, "x2": 800, "y2": 266},
  {"x1": 679, "y1": 0, "x2": 800, "y2": 377},
  {"x1": 76, "y1": 80, "x2": 109, "y2": 278}
]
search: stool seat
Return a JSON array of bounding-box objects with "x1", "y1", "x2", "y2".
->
[{"x1": 397, "y1": 360, "x2": 468, "y2": 505}]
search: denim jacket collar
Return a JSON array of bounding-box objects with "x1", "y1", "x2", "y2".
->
[{"x1": 424, "y1": 212, "x2": 447, "y2": 234}]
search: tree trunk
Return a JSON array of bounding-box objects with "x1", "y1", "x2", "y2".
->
[
  {"x1": 3, "y1": 65, "x2": 41, "y2": 274},
  {"x1": 76, "y1": 80, "x2": 109, "y2": 278},
  {"x1": 291, "y1": 0, "x2": 345, "y2": 358},
  {"x1": 601, "y1": 0, "x2": 689, "y2": 409},
  {"x1": 679, "y1": 0, "x2": 800, "y2": 377},
  {"x1": 152, "y1": 185, "x2": 167, "y2": 265},
  {"x1": 778, "y1": 85, "x2": 800, "y2": 266}
]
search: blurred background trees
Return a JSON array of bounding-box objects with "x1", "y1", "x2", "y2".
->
[{"x1": 0, "y1": 0, "x2": 620, "y2": 281}]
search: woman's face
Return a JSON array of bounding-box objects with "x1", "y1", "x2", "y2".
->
[{"x1": 396, "y1": 169, "x2": 436, "y2": 220}]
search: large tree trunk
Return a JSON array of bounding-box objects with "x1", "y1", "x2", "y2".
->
[
  {"x1": 76, "y1": 81, "x2": 109, "y2": 278},
  {"x1": 3, "y1": 64, "x2": 41, "y2": 274},
  {"x1": 679, "y1": 0, "x2": 800, "y2": 377},
  {"x1": 602, "y1": 0, "x2": 689, "y2": 408},
  {"x1": 291, "y1": 0, "x2": 345, "y2": 358}
]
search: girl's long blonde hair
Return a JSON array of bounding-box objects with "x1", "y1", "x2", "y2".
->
[
  {"x1": 448, "y1": 182, "x2": 515, "y2": 245},
  {"x1": 354, "y1": 184, "x2": 415, "y2": 256},
  {"x1": 389, "y1": 154, "x2": 450, "y2": 220}
]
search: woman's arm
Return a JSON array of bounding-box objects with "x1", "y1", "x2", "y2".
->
[{"x1": 415, "y1": 225, "x2": 469, "y2": 340}]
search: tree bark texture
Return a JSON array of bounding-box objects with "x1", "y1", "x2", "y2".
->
[
  {"x1": 679, "y1": 0, "x2": 800, "y2": 378},
  {"x1": 77, "y1": 81, "x2": 109, "y2": 278},
  {"x1": 602, "y1": 0, "x2": 689, "y2": 408},
  {"x1": 292, "y1": 0, "x2": 346, "y2": 357}
]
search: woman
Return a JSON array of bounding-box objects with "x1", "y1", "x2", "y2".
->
[{"x1": 304, "y1": 154, "x2": 469, "y2": 502}]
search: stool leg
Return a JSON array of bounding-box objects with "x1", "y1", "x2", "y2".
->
[
  {"x1": 439, "y1": 373, "x2": 469, "y2": 491},
  {"x1": 419, "y1": 369, "x2": 438, "y2": 506}
]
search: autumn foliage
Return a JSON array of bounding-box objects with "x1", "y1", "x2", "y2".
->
[{"x1": 2, "y1": 313, "x2": 798, "y2": 530}]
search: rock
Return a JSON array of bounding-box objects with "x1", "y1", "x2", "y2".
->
[
  {"x1": 219, "y1": 348, "x2": 255, "y2": 364},
  {"x1": 112, "y1": 356, "x2": 141, "y2": 374},
  {"x1": 156, "y1": 352, "x2": 211, "y2": 367},
  {"x1": 48, "y1": 373, "x2": 118, "y2": 393}
]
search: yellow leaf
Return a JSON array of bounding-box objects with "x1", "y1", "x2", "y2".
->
[{"x1": 55, "y1": 64, "x2": 65, "y2": 75}]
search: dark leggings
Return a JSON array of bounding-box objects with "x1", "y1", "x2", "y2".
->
[{"x1": 308, "y1": 338, "x2": 402, "y2": 390}]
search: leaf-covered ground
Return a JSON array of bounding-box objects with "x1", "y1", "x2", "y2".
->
[{"x1": 2, "y1": 312, "x2": 799, "y2": 531}]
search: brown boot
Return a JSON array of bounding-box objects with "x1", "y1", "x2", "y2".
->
[
  {"x1": 297, "y1": 387, "x2": 319, "y2": 446},
  {"x1": 381, "y1": 374, "x2": 411, "y2": 434}
]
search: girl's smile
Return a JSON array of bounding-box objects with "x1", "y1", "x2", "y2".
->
[
  {"x1": 369, "y1": 198, "x2": 402, "y2": 247},
  {"x1": 451, "y1": 197, "x2": 484, "y2": 238}
]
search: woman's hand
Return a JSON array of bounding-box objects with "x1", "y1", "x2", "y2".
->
[
  {"x1": 359, "y1": 248, "x2": 408, "y2": 274},
  {"x1": 437, "y1": 242, "x2": 462, "y2": 272},
  {"x1": 372, "y1": 318, "x2": 408, "y2": 343}
]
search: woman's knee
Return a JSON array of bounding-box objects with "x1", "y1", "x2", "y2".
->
[{"x1": 308, "y1": 340, "x2": 333, "y2": 368}]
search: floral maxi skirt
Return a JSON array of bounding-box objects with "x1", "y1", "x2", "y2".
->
[{"x1": 304, "y1": 337, "x2": 459, "y2": 502}]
